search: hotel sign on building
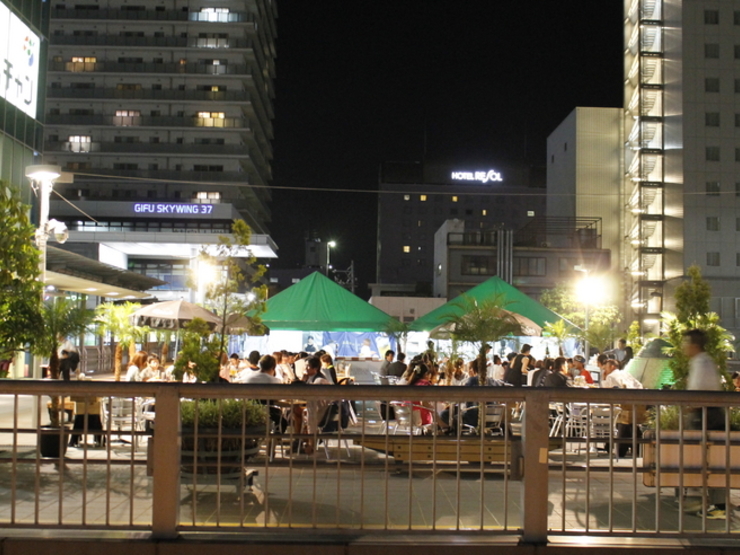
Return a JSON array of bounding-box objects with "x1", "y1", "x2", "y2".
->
[{"x1": 0, "y1": 2, "x2": 40, "y2": 119}]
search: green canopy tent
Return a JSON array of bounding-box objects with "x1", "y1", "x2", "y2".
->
[
  {"x1": 409, "y1": 276, "x2": 576, "y2": 336},
  {"x1": 261, "y1": 272, "x2": 400, "y2": 332}
]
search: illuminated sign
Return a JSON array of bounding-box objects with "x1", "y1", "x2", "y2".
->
[
  {"x1": 451, "y1": 170, "x2": 503, "y2": 184},
  {"x1": 133, "y1": 203, "x2": 214, "y2": 215},
  {"x1": 0, "y1": 2, "x2": 40, "y2": 119}
]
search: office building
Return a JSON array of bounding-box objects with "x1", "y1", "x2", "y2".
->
[
  {"x1": 433, "y1": 219, "x2": 611, "y2": 301},
  {"x1": 42, "y1": 0, "x2": 278, "y2": 295},
  {"x1": 376, "y1": 161, "x2": 546, "y2": 288},
  {"x1": 549, "y1": 1, "x2": 740, "y2": 338}
]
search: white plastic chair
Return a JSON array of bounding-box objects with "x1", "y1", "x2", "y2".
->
[{"x1": 101, "y1": 397, "x2": 146, "y2": 449}]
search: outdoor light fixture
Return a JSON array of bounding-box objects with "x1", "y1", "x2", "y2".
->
[
  {"x1": 25, "y1": 165, "x2": 64, "y2": 287},
  {"x1": 326, "y1": 240, "x2": 336, "y2": 276},
  {"x1": 574, "y1": 266, "x2": 608, "y2": 359}
]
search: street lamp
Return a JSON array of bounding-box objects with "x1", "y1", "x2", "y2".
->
[
  {"x1": 326, "y1": 240, "x2": 336, "y2": 275},
  {"x1": 574, "y1": 266, "x2": 607, "y2": 360},
  {"x1": 26, "y1": 165, "x2": 64, "y2": 287}
]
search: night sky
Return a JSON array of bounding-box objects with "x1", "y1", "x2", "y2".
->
[{"x1": 269, "y1": 1, "x2": 624, "y2": 297}]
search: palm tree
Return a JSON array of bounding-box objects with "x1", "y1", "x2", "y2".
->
[
  {"x1": 95, "y1": 302, "x2": 147, "y2": 381},
  {"x1": 32, "y1": 297, "x2": 93, "y2": 426},
  {"x1": 444, "y1": 294, "x2": 524, "y2": 433},
  {"x1": 542, "y1": 319, "x2": 574, "y2": 356}
]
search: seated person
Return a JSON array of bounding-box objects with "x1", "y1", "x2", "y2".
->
[
  {"x1": 543, "y1": 357, "x2": 572, "y2": 388},
  {"x1": 236, "y1": 354, "x2": 286, "y2": 433}
]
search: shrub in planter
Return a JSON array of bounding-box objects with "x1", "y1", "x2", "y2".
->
[
  {"x1": 180, "y1": 399, "x2": 267, "y2": 475},
  {"x1": 644, "y1": 405, "x2": 740, "y2": 431}
]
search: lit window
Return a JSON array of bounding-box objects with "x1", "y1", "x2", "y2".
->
[
  {"x1": 403, "y1": 246, "x2": 411, "y2": 253},
  {"x1": 482, "y1": 209, "x2": 487, "y2": 216},
  {"x1": 417, "y1": 220, "x2": 423, "y2": 227},
  {"x1": 211, "y1": 86, "x2": 219, "y2": 92},
  {"x1": 291, "y1": 278, "x2": 300, "y2": 284},
  {"x1": 527, "y1": 210, "x2": 535, "y2": 217},
  {"x1": 71, "y1": 56, "x2": 96, "y2": 63},
  {"x1": 198, "y1": 111, "x2": 225, "y2": 119},
  {"x1": 179, "y1": 58, "x2": 187, "y2": 65},
  {"x1": 114, "y1": 110, "x2": 141, "y2": 126},
  {"x1": 200, "y1": 7, "x2": 230, "y2": 21},
  {"x1": 68, "y1": 135, "x2": 91, "y2": 152},
  {"x1": 451, "y1": 196, "x2": 458, "y2": 202},
  {"x1": 195, "y1": 191, "x2": 222, "y2": 201},
  {"x1": 419, "y1": 195, "x2": 427, "y2": 201},
  {"x1": 403, "y1": 194, "x2": 410, "y2": 201}
]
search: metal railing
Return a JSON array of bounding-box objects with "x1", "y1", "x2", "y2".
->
[{"x1": 0, "y1": 381, "x2": 738, "y2": 543}]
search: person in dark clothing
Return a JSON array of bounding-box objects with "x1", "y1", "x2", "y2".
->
[
  {"x1": 387, "y1": 353, "x2": 407, "y2": 378},
  {"x1": 504, "y1": 344, "x2": 532, "y2": 387},
  {"x1": 543, "y1": 357, "x2": 572, "y2": 388},
  {"x1": 59, "y1": 349, "x2": 80, "y2": 381}
]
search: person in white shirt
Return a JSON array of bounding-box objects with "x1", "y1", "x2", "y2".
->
[
  {"x1": 601, "y1": 358, "x2": 644, "y2": 457},
  {"x1": 682, "y1": 328, "x2": 728, "y2": 519},
  {"x1": 134, "y1": 354, "x2": 159, "y2": 382},
  {"x1": 126, "y1": 351, "x2": 148, "y2": 382},
  {"x1": 236, "y1": 354, "x2": 281, "y2": 385}
]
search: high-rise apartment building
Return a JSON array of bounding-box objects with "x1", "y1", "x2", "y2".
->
[{"x1": 42, "y1": 0, "x2": 278, "y2": 295}]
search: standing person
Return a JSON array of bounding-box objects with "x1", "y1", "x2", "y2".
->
[
  {"x1": 732, "y1": 371, "x2": 740, "y2": 392},
  {"x1": 683, "y1": 328, "x2": 729, "y2": 519},
  {"x1": 504, "y1": 344, "x2": 532, "y2": 387},
  {"x1": 379, "y1": 350, "x2": 394, "y2": 377},
  {"x1": 387, "y1": 352, "x2": 407, "y2": 378}
]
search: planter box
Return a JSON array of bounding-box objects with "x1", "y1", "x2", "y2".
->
[{"x1": 642, "y1": 430, "x2": 740, "y2": 488}]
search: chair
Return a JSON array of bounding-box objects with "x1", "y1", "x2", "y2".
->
[
  {"x1": 389, "y1": 402, "x2": 427, "y2": 435},
  {"x1": 461, "y1": 403, "x2": 506, "y2": 436},
  {"x1": 589, "y1": 404, "x2": 621, "y2": 458},
  {"x1": 319, "y1": 400, "x2": 357, "y2": 458},
  {"x1": 101, "y1": 396, "x2": 146, "y2": 449}
]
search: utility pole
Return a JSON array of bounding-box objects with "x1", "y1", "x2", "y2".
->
[{"x1": 332, "y1": 261, "x2": 356, "y2": 294}]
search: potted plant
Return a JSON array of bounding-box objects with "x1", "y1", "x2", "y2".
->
[
  {"x1": 180, "y1": 398, "x2": 267, "y2": 483},
  {"x1": 642, "y1": 406, "x2": 740, "y2": 488},
  {"x1": 32, "y1": 296, "x2": 93, "y2": 457}
]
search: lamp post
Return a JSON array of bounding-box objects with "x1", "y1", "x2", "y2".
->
[
  {"x1": 26, "y1": 165, "x2": 62, "y2": 288},
  {"x1": 575, "y1": 266, "x2": 607, "y2": 360},
  {"x1": 326, "y1": 240, "x2": 336, "y2": 275}
]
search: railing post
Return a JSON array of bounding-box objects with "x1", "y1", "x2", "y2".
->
[
  {"x1": 521, "y1": 389, "x2": 549, "y2": 545},
  {"x1": 151, "y1": 386, "x2": 180, "y2": 539}
]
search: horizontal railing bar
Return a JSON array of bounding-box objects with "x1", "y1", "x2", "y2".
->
[{"x1": 2, "y1": 380, "x2": 739, "y2": 404}]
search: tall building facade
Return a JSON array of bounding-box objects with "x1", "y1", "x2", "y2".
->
[
  {"x1": 624, "y1": 0, "x2": 740, "y2": 336},
  {"x1": 42, "y1": 0, "x2": 278, "y2": 294},
  {"x1": 0, "y1": 0, "x2": 48, "y2": 201}
]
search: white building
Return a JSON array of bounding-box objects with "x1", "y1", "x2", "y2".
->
[{"x1": 549, "y1": 1, "x2": 740, "y2": 338}]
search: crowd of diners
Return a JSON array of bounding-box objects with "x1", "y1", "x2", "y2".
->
[{"x1": 119, "y1": 338, "x2": 645, "y2": 454}]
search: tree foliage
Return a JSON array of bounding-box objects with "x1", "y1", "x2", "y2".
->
[
  {"x1": 540, "y1": 283, "x2": 623, "y2": 352},
  {"x1": 675, "y1": 265, "x2": 710, "y2": 322},
  {"x1": 661, "y1": 265, "x2": 734, "y2": 390},
  {"x1": 195, "y1": 220, "x2": 267, "y2": 358},
  {"x1": 444, "y1": 294, "x2": 523, "y2": 432},
  {"x1": 95, "y1": 302, "x2": 148, "y2": 381},
  {"x1": 172, "y1": 318, "x2": 221, "y2": 382},
  {"x1": 542, "y1": 319, "x2": 575, "y2": 356},
  {"x1": 32, "y1": 297, "x2": 93, "y2": 426},
  {"x1": 0, "y1": 182, "x2": 43, "y2": 359}
]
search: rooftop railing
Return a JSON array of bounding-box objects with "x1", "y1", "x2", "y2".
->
[{"x1": 0, "y1": 381, "x2": 738, "y2": 544}]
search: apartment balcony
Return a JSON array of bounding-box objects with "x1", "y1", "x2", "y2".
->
[
  {"x1": 51, "y1": 36, "x2": 258, "y2": 50},
  {"x1": 47, "y1": 87, "x2": 254, "y2": 103},
  {"x1": 45, "y1": 141, "x2": 252, "y2": 157},
  {"x1": 51, "y1": 8, "x2": 258, "y2": 24},
  {"x1": 44, "y1": 114, "x2": 251, "y2": 130},
  {"x1": 49, "y1": 61, "x2": 253, "y2": 77}
]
